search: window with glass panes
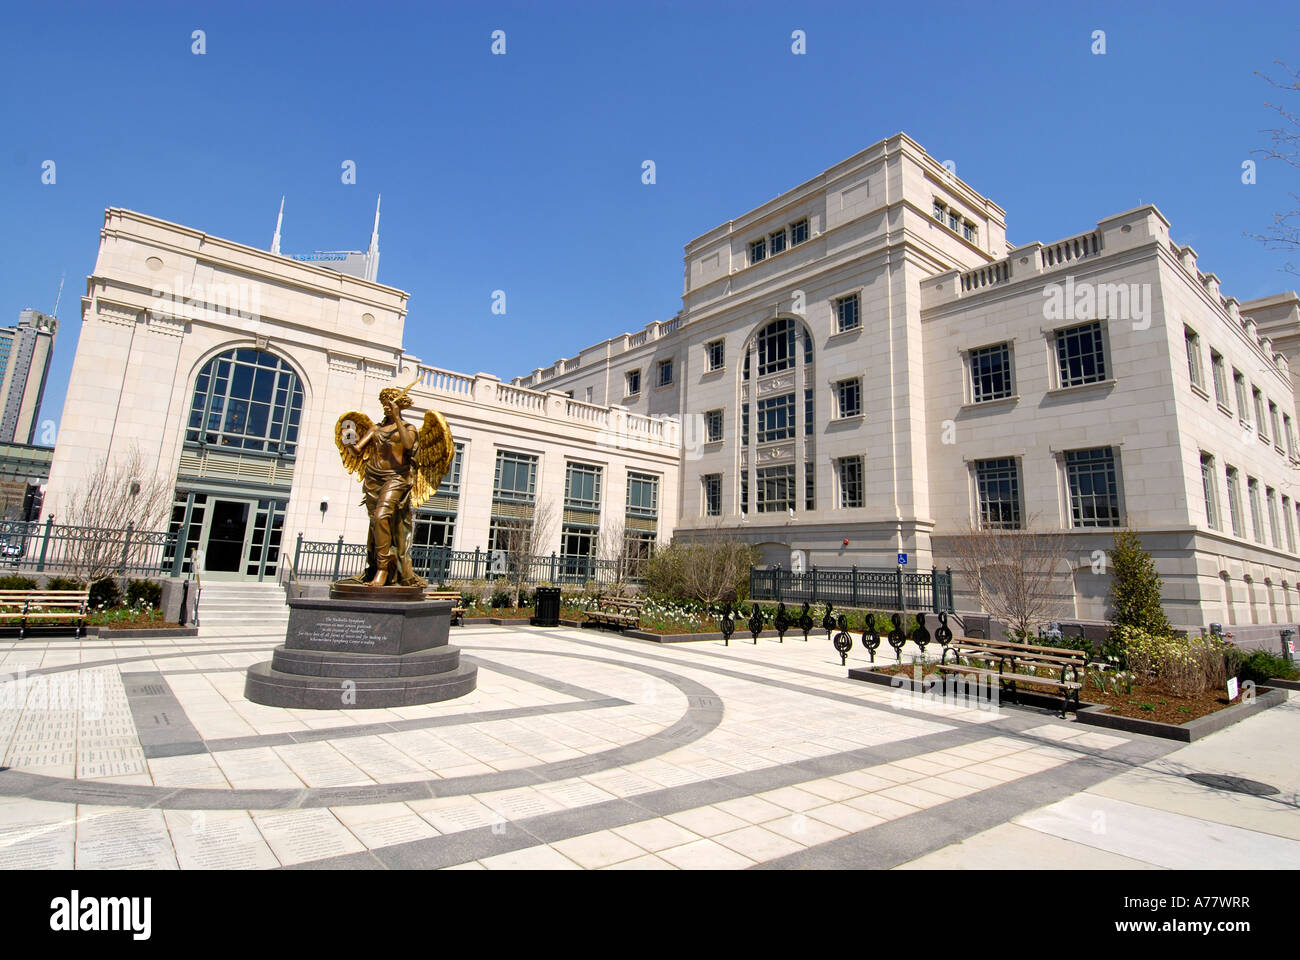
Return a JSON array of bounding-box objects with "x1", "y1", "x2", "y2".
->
[
  {"x1": 749, "y1": 237, "x2": 766, "y2": 264},
  {"x1": 1254, "y1": 388, "x2": 1268, "y2": 440},
  {"x1": 804, "y1": 461, "x2": 814, "y2": 510},
  {"x1": 976, "y1": 458, "x2": 1021, "y2": 529},
  {"x1": 836, "y1": 378, "x2": 862, "y2": 418},
  {"x1": 1270, "y1": 402, "x2": 1283, "y2": 449},
  {"x1": 768, "y1": 229, "x2": 786, "y2": 255},
  {"x1": 1268, "y1": 487, "x2": 1282, "y2": 546},
  {"x1": 756, "y1": 319, "x2": 796, "y2": 375},
  {"x1": 657, "y1": 359, "x2": 673, "y2": 387},
  {"x1": 1064, "y1": 447, "x2": 1122, "y2": 527},
  {"x1": 1211, "y1": 351, "x2": 1229, "y2": 408},
  {"x1": 835, "y1": 293, "x2": 861, "y2": 333},
  {"x1": 756, "y1": 465, "x2": 795, "y2": 513},
  {"x1": 185, "y1": 348, "x2": 304, "y2": 454},
  {"x1": 1234, "y1": 371, "x2": 1250, "y2": 422},
  {"x1": 804, "y1": 388, "x2": 814, "y2": 435},
  {"x1": 1200, "y1": 453, "x2": 1219, "y2": 529},
  {"x1": 837, "y1": 457, "x2": 864, "y2": 508},
  {"x1": 1284, "y1": 496, "x2": 1296, "y2": 552},
  {"x1": 1054, "y1": 322, "x2": 1108, "y2": 387},
  {"x1": 790, "y1": 218, "x2": 809, "y2": 245},
  {"x1": 706, "y1": 339, "x2": 725, "y2": 371},
  {"x1": 740, "y1": 475, "x2": 749, "y2": 514},
  {"x1": 564, "y1": 462, "x2": 602, "y2": 510},
  {"x1": 493, "y1": 450, "x2": 538, "y2": 504},
  {"x1": 1287, "y1": 414, "x2": 1298, "y2": 458},
  {"x1": 626, "y1": 472, "x2": 658, "y2": 518},
  {"x1": 703, "y1": 474, "x2": 721, "y2": 516},
  {"x1": 705, "y1": 409, "x2": 723, "y2": 443},
  {"x1": 757, "y1": 393, "x2": 795, "y2": 443},
  {"x1": 1185, "y1": 328, "x2": 1204, "y2": 389},
  {"x1": 741, "y1": 403, "x2": 749, "y2": 447},
  {"x1": 1226, "y1": 467, "x2": 1245, "y2": 537},
  {"x1": 1248, "y1": 478, "x2": 1264, "y2": 541},
  {"x1": 626, "y1": 369, "x2": 641, "y2": 396},
  {"x1": 970, "y1": 343, "x2": 1013, "y2": 402}
]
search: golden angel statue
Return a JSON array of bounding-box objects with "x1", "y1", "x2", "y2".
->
[{"x1": 335, "y1": 380, "x2": 455, "y2": 587}]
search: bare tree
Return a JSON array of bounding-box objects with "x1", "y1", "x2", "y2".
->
[
  {"x1": 647, "y1": 524, "x2": 759, "y2": 605},
  {"x1": 57, "y1": 446, "x2": 173, "y2": 583},
  {"x1": 492, "y1": 500, "x2": 557, "y2": 608},
  {"x1": 1250, "y1": 53, "x2": 1300, "y2": 274},
  {"x1": 946, "y1": 521, "x2": 1072, "y2": 639},
  {"x1": 597, "y1": 516, "x2": 632, "y2": 596}
]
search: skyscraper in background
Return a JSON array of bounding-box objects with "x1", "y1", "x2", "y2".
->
[{"x1": 0, "y1": 309, "x2": 57, "y2": 445}]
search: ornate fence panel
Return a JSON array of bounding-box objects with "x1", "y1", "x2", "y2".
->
[
  {"x1": 749, "y1": 564, "x2": 953, "y2": 613},
  {"x1": 0, "y1": 519, "x2": 180, "y2": 578}
]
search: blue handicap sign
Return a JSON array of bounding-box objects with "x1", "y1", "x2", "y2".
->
[{"x1": 897, "y1": 552, "x2": 908, "y2": 566}]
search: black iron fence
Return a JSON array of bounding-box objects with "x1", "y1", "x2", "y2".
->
[
  {"x1": 749, "y1": 564, "x2": 954, "y2": 613},
  {"x1": 0, "y1": 519, "x2": 181, "y2": 577},
  {"x1": 291, "y1": 534, "x2": 644, "y2": 587}
]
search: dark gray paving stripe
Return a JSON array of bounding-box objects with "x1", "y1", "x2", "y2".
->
[
  {"x1": 464, "y1": 653, "x2": 614, "y2": 702},
  {"x1": 122, "y1": 672, "x2": 207, "y2": 759},
  {"x1": 752, "y1": 752, "x2": 1172, "y2": 870},
  {"x1": 8, "y1": 646, "x2": 279, "y2": 678},
  {"x1": 0, "y1": 646, "x2": 722, "y2": 810}
]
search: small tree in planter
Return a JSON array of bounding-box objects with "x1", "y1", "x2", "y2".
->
[{"x1": 1107, "y1": 530, "x2": 1171, "y2": 636}]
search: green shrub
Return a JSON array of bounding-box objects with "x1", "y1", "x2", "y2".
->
[
  {"x1": 0, "y1": 575, "x2": 38, "y2": 590},
  {"x1": 126, "y1": 579, "x2": 163, "y2": 609},
  {"x1": 1108, "y1": 530, "x2": 1171, "y2": 636},
  {"x1": 645, "y1": 539, "x2": 758, "y2": 604},
  {"x1": 47, "y1": 576, "x2": 86, "y2": 591},
  {"x1": 90, "y1": 578, "x2": 122, "y2": 609},
  {"x1": 1239, "y1": 649, "x2": 1300, "y2": 684}
]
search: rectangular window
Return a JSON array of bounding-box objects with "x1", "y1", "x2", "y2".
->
[
  {"x1": 1055, "y1": 322, "x2": 1108, "y2": 388},
  {"x1": 749, "y1": 237, "x2": 766, "y2": 264},
  {"x1": 1286, "y1": 414, "x2": 1297, "y2": 459},
  {"x1": 933, "y1": 200, "x2": 945, "y2": 221},
  {"x1": 656, "y1": 359, "x2": 673, "y2": 387},
  {"x1": 804, "y1": 461, "x2": 814, "y2": 511},
  {"x1": 1268, "y1": 487, "x2": 1281, "y2": 547},
  {"x1": 837, "y1": 456, "x2": 864, "y2": 508},
  {"x1": 1185, "y1": 328, "x2": 1205, "y2": 390},
  {"x1": 741, "y1": 403, "x2": 749, "y2": 447},
  {"x1": 436, "y1": 443, "x2": 465, "y2": 497},
  {"x1": 962, "y1": 221, "x2": 977, "y2": 243},
  {"x1": 1254, "y1": 387, "x2": 1268, "y2": 440},
  {"x1": 1234, "y1": 371, "x2": 1249, "y2": 423},
  {"x1": 975, "y1": 457, "x2": 1022, "y2": 530},
  {"x1": 835, "y1": 378, "x2": 862, "y2": 418},
  {"x1": 1064, "y1": 447, "x2": 1122, "y2": 527},
  {"x1": 756, "y1": 465, "x2": 795, "y2": 513},
  {"x1": 1270, "y1": 402, "x2": 1283, "y2": 451},
  {"x1": 740, "y1": 475, "x2": 749, "y2": 514},
  {"x1": 706, "y1": 339, "x2": 725, "y2": 371},
  {"x1": 789, "y1": 218, "x2": 809, "y2": 245},
  {"x1": 757, "y1": 319, "x2": 795, "y2": 375},
  {"x1": 768, "y1": 229, "x2": 786, "y2": 255},
  {"x1": 1226, "y1": 467, "x2": 1244, "y2": 538},
  {"x1": 564, "y1": 462, "x2": 602, "y2": 511},
  {"x1": 703, "y1": 474, "x2": 721, "y2": 517},
  {"x1": 705, "y1": 409, "x2": 723, "y2": 443},
  {"x1": 1200, "y1": 453, "x2": 1218, "y2": 530},
  {"x1": 625, "y1": 369, "x2": 641, "y2": 397},
  {"x1": 1285, "y1": 496, "x2": 1296, "y2": 552},
  {"x1": 757, "y1": 393, "x2": 795, "y2": 443},
  {"x1": 492, "y1": 450, "x2": 538, "y2": 504},
  {"x1": 947, "y1": 210, "x2": 961, "y2": 232},
  {"x1": 584, "y1": 386, "x2": 593, "y2": 403},
  {"x1": 560, "y1": 525, "x2": 597, "y2": 579},
  {"x1": 969, "y1": 343, "x2": 1014, "y2": 403},
  {"x1": 804, "y1": 388, "x2": 814, "y2": 435},
  {"x1": 834, "y1": 293, "x2": 861, "y2": 333},
  {"x1": 626, "y1": 472, "x2": 659, "y2": 518},
  {"x1": 1248, "y1": 478, "x2": 1264, "y2": 542},
  {"x1": 1211, "y1": 351, "x2": 1229, "y2": 409}
]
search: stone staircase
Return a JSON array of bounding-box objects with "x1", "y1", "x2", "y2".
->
[{"x1": 195, "y1": 581, "x2": 290, "y2": 635}]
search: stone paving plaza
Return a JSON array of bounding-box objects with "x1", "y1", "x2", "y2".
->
[{"x1": 1, "y1": 619, "x2": 1297, "y2": 870}]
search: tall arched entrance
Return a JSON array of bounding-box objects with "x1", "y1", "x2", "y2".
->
[{"x1": 168, "y1": 347, "x2": 304, "y2": 580}]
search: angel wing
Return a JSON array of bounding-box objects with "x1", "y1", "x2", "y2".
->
[
  {"x1": 334, "y1": 410, "x2": 376, "y2": 479},
  {"x1": 410, "y1": 410, "x2": 455, "y2": 510}
]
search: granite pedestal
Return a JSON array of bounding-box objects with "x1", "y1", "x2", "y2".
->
[{"x1": 244, "y1": 588, "x2": 477, "y2": 709}]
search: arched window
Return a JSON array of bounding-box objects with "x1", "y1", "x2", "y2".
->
[
  {"x1": 756, "y1": 318, "x2": 796, "y2": 376},
  {"x1": 185, "y1": 348, "x2": 304, "y2": 455}
]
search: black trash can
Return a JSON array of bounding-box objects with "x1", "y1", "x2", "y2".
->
[{"x1": 531, "y1": 586, "x2": 561, "y2": 627}]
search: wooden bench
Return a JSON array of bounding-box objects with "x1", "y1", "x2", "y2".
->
[
  {"x1": 425, "y1": 589, "x2": 466, "y2": 626},
  {"x1": 0, "y1": 589, "x2": 91, "y2": 639},
  {"x1": 584, "y1": 596, "x2": 644, "y2": 632},
  {"x1": 939, "y1": 636, "x2": 1086, "y2": 716}
]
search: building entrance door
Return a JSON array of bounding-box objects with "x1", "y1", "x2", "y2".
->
[{"x1": 205, "y1": 500, "x2": 251, "y2": 573}]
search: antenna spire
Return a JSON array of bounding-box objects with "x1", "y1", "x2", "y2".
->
[
  {"x1": 271, "y1": 196, "x2": 285, "y2": 255},
  {"x1": 365, "y1": 195, "x2": 381, "y2": 282}
]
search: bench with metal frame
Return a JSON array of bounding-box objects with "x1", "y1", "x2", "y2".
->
[
  {"x1": 584, "y1": 595, "x2": 644, "y2": 632},
  {"x1": 939, "y1": 636, "x2": 1086, "y2": 717},
  {"x1": 424, "y1": 589, "x2": 466, "y2": 625},
  {"x1": 0, "y1": 589, "x2": 92, "y2": 639}
]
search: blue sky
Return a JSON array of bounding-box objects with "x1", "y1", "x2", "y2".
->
[{"x1": 2, "y1": 1, "x2": 1297, "y2": 437}]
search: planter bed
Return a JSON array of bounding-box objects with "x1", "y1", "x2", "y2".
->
[{"x1": 847, "y1": 664, "x2": 1287, "y2": 742}]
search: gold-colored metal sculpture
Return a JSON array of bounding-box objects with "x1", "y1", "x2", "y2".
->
[{"x1": 335, "y1": 377, "x2": 454, "y2": 587}]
